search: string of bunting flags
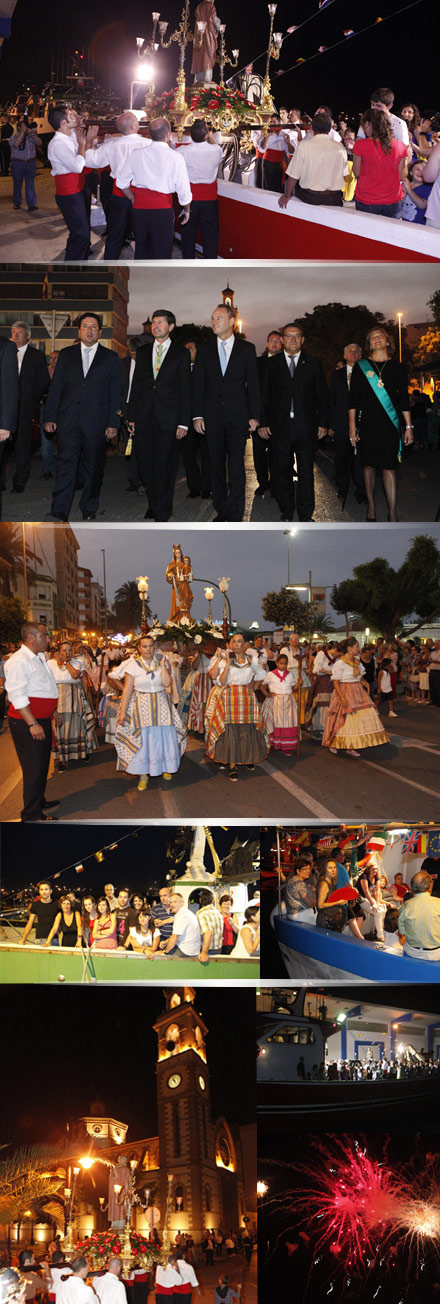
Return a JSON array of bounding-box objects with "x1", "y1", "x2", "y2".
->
[
  {"x1": 276, "y1": 0, "x2": 426, "y2": 78},
  {"x1": 45, "y1": 828, "x2": 145, "y2": 884}
]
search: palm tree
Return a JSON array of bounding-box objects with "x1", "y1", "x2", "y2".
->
[{"x1": 113, "y1": 580, "x2": 151, "y2": 633}]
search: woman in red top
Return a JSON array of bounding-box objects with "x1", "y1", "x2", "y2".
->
[{"x1": 353, "y1": 109, "x2": 408, "y2": 217}]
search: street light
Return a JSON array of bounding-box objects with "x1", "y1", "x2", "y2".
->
[
  {"x1": 136, "y1": 576, "x2": 150, "y2": 634},
  {"x1": 257, "y1": 1180, "x2": 268, "y2": 1198},
  {"x1": 397, "y1": 311, "x2": 403, "y2": 363},
  {"x1": 204, "y1": 586, "x2": 214, "y2": 623},
  {"x1": 130, "y1": 63, "x2": 154, "y2": 109},
  {"x1": 283, "y1": 528, "x2": 296, "y2": 586}
]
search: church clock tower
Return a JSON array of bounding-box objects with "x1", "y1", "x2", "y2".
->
[{"x1": 154, "y1": 988, "x2": 221, "y2": 1240}]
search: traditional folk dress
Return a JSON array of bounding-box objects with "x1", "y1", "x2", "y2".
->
[
  {"x1": 261, "y1": 668, "x2": 298, "y2": 753},
  {"x1": 280, "y1": 646, "x2": 310, "y2": 724},
  {"x1": 48, "y1": 659, "x2": 97, "y2": 766},
  {"x1": 205, "y1": 656, "x2": 269, "y2": 767},
  {"x1": 322, "y1": 656, "x2": 389, "y2": 752},
  {"x1": 179, "y1": 652, "x2": 211, "y2": 732},
  {"x1": 114, "y1": 655, "x2": 186, "y2": 777},
  {"x1": 304, "y1": 649, "x2": 335, "y2": 737}
]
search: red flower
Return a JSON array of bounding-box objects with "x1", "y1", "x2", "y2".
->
[
  {"x1": 208, "y1": 99, "x2": 218, "y2": 109},
  {"x1": 98, "y1": 1247, "x2": 106, "y2": 1254}
]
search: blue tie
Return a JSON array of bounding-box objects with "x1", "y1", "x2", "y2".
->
[{"x1": 220, "y1": 341, "x2": 228, "y2": 376}]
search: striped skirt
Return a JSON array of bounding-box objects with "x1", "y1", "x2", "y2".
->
[
  {"x1": 205, "y1": 683, "x2": 269, "y2": 765},
  {"x1": 54, "y1": 681, "x2": 98, "y2": 764},
  {"x1": 115, "y1": 689, "x2": 187, "y2": 773},
  {"x1": 261, "y1": 693, "x2": 298, "y2": 753},
  {"x1": 179, "y1": 669, "x2": 210, "y2": 733},
  {"x1": 322, "y1": 681, "x2": 389, "y2": 751}
]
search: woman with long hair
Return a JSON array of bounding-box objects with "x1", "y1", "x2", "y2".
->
[
  {"x1": 304, "y1": 642, "x2": 339, "y2": 737},
  {"x1": 124, "y1": 907, "x2": 159, "y2": 953},
  {"x1": 90, "y1": 897, "x2": 118, "y2": 949},
  {"x1": 229, "y1": 905, "x2": 260, "y2": 957},
  {"x1": 322, "y1": 637, "x2": 389, "y2": 756},
  {"x1": 115, "y1": 635, "x2": 186, "y2": 791},
  {"x1": 44, "y1": 894, "x2": 82, "y2": 948},
  {"x1": 352, "y1": 108, "x2": 408, "y2": 217},
  {"x1": 348, "y1": 327, "x2": 413, "y2": 521},
  {"x1": 205, "y1": 632, "x2": 268, "y2": 782},
  {"x1": 48, "y1": 639, "x2": 97, "y2": 771},
  {"x1": 81, "y1": 894, "x2": 98, "y2": 946}
]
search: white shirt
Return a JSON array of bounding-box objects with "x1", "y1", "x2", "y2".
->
[
  {"x1": 313, "y1": 650, "x2": 333, "y2": 675},
  {"x1": 216, "y1": 658, "x2": 266, "y2": 686},
  {"x1": 217, "y1": 334, "x2": 235, "y2": 368},
  {"x1": 263, "y1": 669, "x2": 295, "y2": 695},
  {"x1": 50, "y1": 1269, "x2": 71, "y2": 1299},
  {"x1": 48, "y1": 657, "x2": 82, "y2": 684},
  {"x1": 152, "y1": 336, "x2": 172, "y2": 371},
  {"x1": 16, "y1": 342, "x2": 29, "y2": 373},
  {"x1": 155, "y1": 1267, "x2": 181, "y2": 1290},
  {"x1": 125, "y1": 356, "x2": 136, "y2": 402},
  {"x1": 171, "y1": 904, "x2": 201, "y2": 955},
  {"x1": 176, "y1": 1261, "x2": 199, "y2": 1287},
  {"x1": 5, "y1": 643, "x2": 58, "y2": 710},
  {"x1": 331, "y1": 658, "x2": 366, "y2": 683},
  {"x1": 85, "y1": 133, "x2": 151, "y2": 179},
  {"x1": 258, "y1": 131, "x2": 289, "y2": 156},
  {"x1": 122, "y1": 656, "x2": 164, "y2": 692},
  {"x1": 357, "y1": 112, "x2": 409, "y2": 145},
  {"x1": 57, "y1": 1279, "x2": 95, "y2": 1304},
  {"x1": 80, "y1": 340, "x2": 99, "y2": 376},
  {"x1": 180, "y1": 139, "x2": 223, "y2": 184},
  {"x1": 92, "y1": 1275, "x2": 126, "y2": 1304},
  {"x1": 128, "y1": 925, "x2": 160, "y2": 946},
  {"x1": 48, "y1": 130, "x2": 85, "y2": 175},
  {"x1": 116, "y1": 140, "x2": 192, "y2": 205}
]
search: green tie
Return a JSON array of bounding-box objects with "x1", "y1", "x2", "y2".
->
[{"x1": 154, "y1": 341, "x2": 163, "y2": 378}]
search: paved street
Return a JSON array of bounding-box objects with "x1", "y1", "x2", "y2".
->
[{"x1": 1, "y1": 699, "x2": 439, "y2": 822}]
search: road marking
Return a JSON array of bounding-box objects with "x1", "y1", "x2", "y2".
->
[
  {"x1": 360, "y1": 759, "x2": 440, "y2": 801},
  {"x1": 259, "y1": 759, "x2": 338, "y2": 818}
]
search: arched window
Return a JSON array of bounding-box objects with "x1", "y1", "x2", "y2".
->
[
  {"x1": 205, "y1": 1185, "x2": 212, "y2": 1213},
  {"x1": 170, "y1": 994, "x2": 181, "y2": 1009},
  {"x1": 166, "y1": 1024, "x2": 180, "y2": 1053},
  {"x1": 174, "y1": 1185, "x2": 184, "y2": 1212}
]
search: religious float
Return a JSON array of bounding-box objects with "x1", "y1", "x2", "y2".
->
[{"x1": 269, "y1": 824, "x2": 440, "y2": 983}]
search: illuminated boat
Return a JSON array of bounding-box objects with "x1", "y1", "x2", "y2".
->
[
  {"x1": 271, "y1": 903, "x2": 440, "y2": 983},
  {"x1": 0, "y1": 941, "x2": 258, "y2": 984}
]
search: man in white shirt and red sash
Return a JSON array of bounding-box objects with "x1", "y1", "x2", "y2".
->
[
  {"x1": 5, "y1": 622, "x2": 61, "y2": 822},
  {"x1": 47, "y1": 105, "x2": 93, "y2": 260},
  {"x1": 117, "y1": 116, "x2": 192, "y2": 259},
  {"x1": 179, "y1": 118, "x2": 222, "y2": 258},
  {"x1": 257, "y1": 117, "x2": 289, "y2": 193},
  {"x1": 84, "y1": 111, "x2": 151, "y2": 260}
]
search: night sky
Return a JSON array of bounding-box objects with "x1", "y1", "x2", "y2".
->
[
  {"x1": 1, "y1": 985, "x2": 256, "y2": 1147},
  {"x1": 0, "y1": 823, "x2": 256, "y2": 893},
  {"x1": 1, "y1": 0, "x2": 435, "y2": 117}
]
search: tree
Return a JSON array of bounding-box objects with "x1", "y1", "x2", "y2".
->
[
  {"x1": 295, "y1": 303, "x2": 389, "y2": 376},
  {"x1": 113, "y1": 580, "x2": 151, "y2": 633},
  {"x1": 261, "y1": 589, "x2": 310, "y2": 633},
  {"x1": 0, "y1": 595, "x2": 27, "y2": 644},
  {"x1": 428, "y1": 290, "x2": 440, "y2": 329},
  {"x1": 413, "y1": 325, "x2": 440, "y2": 370},
  {"x1": 330, "y1": 535, "x2": 440, "y2": 642}
]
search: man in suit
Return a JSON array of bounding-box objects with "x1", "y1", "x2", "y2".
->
[
  {"x1": 328, "y1": 343, "x2": 366, "y2": 507},
  {"x1": 127, "y1": 310, "x2": 192, "y2": 521},
  {"x1": 258, "y1": 322, "x2": 328, "y2": 520},
  {"x1": 192, "y1": 305, "x2": 260, "y2": 521},
  {"x1": 43, "y1": 313, "x2": 121, "y2": 521},
  {"x1": 0, "y1": 334, "x2": 20, "y2": 520},
  {"x1": 254, "y1": 330, "x2": 283, "y2": 496},
  {"x1": 8, "y1": 322, "x2": 50, "y2": 494}
]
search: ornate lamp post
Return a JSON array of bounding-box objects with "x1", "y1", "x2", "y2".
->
[
  {"x1": 261, "y1": 4, "x2": 283, "y2": 114},
  {"x1": 131, "y1": 19, "x2": 161, "y2": 111},
  {"x1": 113, "y1": 1159, "x2": 151, "y2": 1278},
  {"x1": 204, "y1": 586, "x2": 214, "y2": 624},
  {"x1": 62, "y1": 1165, "x2": 80, "y2": 1254},
  {"x1": 136, "y1": 576, "x2": 150, "y2": 634},
  {"x1": 217, "y1": 25, "x2": 239, "y2": 87},
  {"x1": 158, "y1": 1, "x2": 199, "y2": 113}
]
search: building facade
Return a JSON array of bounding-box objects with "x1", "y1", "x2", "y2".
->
[{"x1": 0, "y1": 265, "x2": 129, "y2": 358}]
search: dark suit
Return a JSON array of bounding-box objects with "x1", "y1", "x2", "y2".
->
[
  {"x1": 329, "y1": 365, "x2": 365, "y2": 502},
  {"x1": 253, "y1": 353, "x2": 274, "y2": 491},
  {"x1": 260, "y1": 349, "x2": 328, "y2": 520},
  {"x1": 192, "y1": 335, "x2": 260, "y2": 520},
  {"x1": 127, "y1": 339, "x2": 192, "y2": 521},
  {"x1": 0, "y1": 337, "x2": 20, "y2": 519},
  {"x1": 12, "y1": 344, "x2": 50, "y2": 491},
  {"x1": 44, "y1": 342, "x2": 121, "y2": 519}
]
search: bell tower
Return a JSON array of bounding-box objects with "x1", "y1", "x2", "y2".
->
[
  {"x1": 154, "y1": 988, "x2": 221, "y2": 1239},
  {"x1": 221, "y1": 281, "x2": 239, "y2": 331}
]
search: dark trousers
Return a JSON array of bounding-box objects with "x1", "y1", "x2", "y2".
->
[
  {"x1": 333, "y1": 428, "x2": 365, "y2": 499},
  {"x1": 180, "y1": 424, "x2": 211, "y2": 494},
  {"x1": 51, "y1": 428, "x2": 107, "y2": 518},
  {"x1": 429, "y1": 670, "x2": 440, "y2": 706},
  {"x1": 132, "y1": 208, "x2": 175, "y2": 259},
  {"x1": 205, "y1": 423, "x2": 247, "y2": 520},
  {"x1": 0, "y1": 141, "x2": 10, "y2": 175},
  {"x1": 135, "y1": 420, "x2": 179, "y2": 520},
  {"x1": 254, "y1": 157, "x2": 263, "y2": 188},
  {"x1": 0, "y1": 689, "x2": 6, "y2": 727},
  {"x1": 0, "y1": 438, "x2": 11, "y2": 517},
  {"x1": 55, "y1": 191, "x2": 90, "y2": 260},
  {"x1": 11, "y1": 158, "x2": 37, "y2": 208},
  {"x1": 12, "y1": 422, "x2": 35, "y2": 490},
  {"x1": 271, "y1": 422, "x2": 315, "y2": 520},
  {"x1": 262, "y1": 161, "x2": 284, "y2": 193},
  {"x1": 252, "y1": 429, "x2": 270, "y2": 490},
  {"x1": 356, "y1": 199, "x2": 403, "y2": 219},
  {"x1": 296, "y1": 183, "x2": 343, "y2": 207},
  {"x1": 180, "y1": 198, "x2": 219, "y2": 258},
  {"x1": 8, "y1": 715, "x2": 52, "y2": 821},
  {"x1": 104, "y1": 194, "x2": 132, "y2": 259}
]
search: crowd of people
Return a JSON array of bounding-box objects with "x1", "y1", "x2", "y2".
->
[
  {"x1": 295, "y1": 1054, "x2": 440, "y2": 1082},
  {"x1": 3, "y1": 85, "x2": 440, "y2": 260},
  {"x1": 2, "y1": 621, "x2": 440, "y2": 820},
  {"x1": 1, "y1": 308, "x2": 436, "y2": 526}
]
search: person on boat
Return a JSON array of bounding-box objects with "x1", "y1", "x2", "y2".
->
[
  {"x1": 316, "y1": 859, "x2": 367, "y2": 942},
  {"x1": 397, "y1": 869, "x2": 440, "y2": 961},
  {"x1": 284, "y1": 860, "x2": 316, "y2": 915},
  {"x1": 355, "y1": 862, "x2": 387, "y2": 943},
  {"x1": 322, "y1": 636, "x2": 389, "y2": 756},
  {"x1": 229, "y1": 905, "x2": 260, "y2": 958}
]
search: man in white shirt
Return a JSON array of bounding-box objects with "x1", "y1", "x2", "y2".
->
[
  {"x1": 47, "y1": 105, "x2": 94, "y2": 260},
  {"x1": 85, "y1": 111, "x2": 150, "y2": 259},
  {"x1": 92, "y1": 1259, "x2": 126, "y2": 1304},
  {"x1": 179, "y1": 118, "x2": 222, "y2": 258},
  {"x1": 257, "y1": 116, "x2": 290, "y2": 193},
  {"x1": 5, "y1": 621, "x2": 61, "y2": 822},
  {"x1": 161, "y1": 892, "x2": 202, "y2": 957},
  {"x1": 57, "y1": 1259, "x2": 95, "y2": 1304},
  {"x1": 279, "y1": 110, "x2": 348, "y2": 209},
  {"x1": 357, "y1": 86, "x2": 410, "y2": 152},
  {"x1": 118, "y1": 116, "x2": 192, "y2": 259}
]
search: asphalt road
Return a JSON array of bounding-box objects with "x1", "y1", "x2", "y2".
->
[{"x1": 1, "y1": 700, "x2": 439, "y2": 823}]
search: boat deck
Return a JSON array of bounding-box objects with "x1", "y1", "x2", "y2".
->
[
  {"x1": 0, "y1": 941, "x2": 259, "y2": 984},
  {"x1": 272, "y1": 908, "x2": 440, "y2": 982}
]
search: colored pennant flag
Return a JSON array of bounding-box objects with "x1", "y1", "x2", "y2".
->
[
  {"x1": 318, "y1": 46, "x2": 327, "y2": 53},
  {"x1": 344, "y1": 28, "x2": 355, "y2": 36},
  {"x1": 402, "y1": 830, "x2": 427, "y2": 854},
  {"x1": 427, "y1": 830, "x2": 440, "y2": 856},
  {"x1": 75, "y1": 862, "x2": 85, "y2": 874},
  {"x1": 287, "y1": 25, "x2": 298, "y2": 33},
  {"x1": 296, "y1": 57, "x2": 305, "y2": 63},
  {"x1": 94, "y1": 850, "x2": 104, "y2": 863}
]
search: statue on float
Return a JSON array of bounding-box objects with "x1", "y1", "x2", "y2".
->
[
  {"x1": 192, "y1": 0, "x2": 221, "y2": 83},
  {"x1": 166, "y1": 544, "x2": 194, "y2": 623},
  {"x1": 108, "y1": 1155, "x2": 131, "y2": 1228}
]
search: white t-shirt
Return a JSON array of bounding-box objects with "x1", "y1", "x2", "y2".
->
[
  {"x1": 171, "y1": 905, "x2": 201, "y2": 955},
  {"x1": 128, "y1": 925, "x2": 160, "y2": 947}
]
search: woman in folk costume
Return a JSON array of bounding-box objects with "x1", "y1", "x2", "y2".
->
[
  {"x1": 114, "y1": 635, "x2": 186, "y2": 791},
  {"x1": 179, "y1": 643, "x2": 212, "y2": 733},
  {"x1": 261, "y1": 653, "x2": 298, "y2": 754},
  {"x1": 322, "y1": 636, "x2": 389, "y2": 757},
  {"x1": 205, "y1": 632, "x2": 269, "y2": 782},
  {"x1": 48, "y1": 639, "x2": 97, "y2": 771},
  {"x1": 304, "y1": 641, "x2": 339, "y2": 737},
  {"x1": 279, "y1": 632, "x2": 310, "y2": 725}
]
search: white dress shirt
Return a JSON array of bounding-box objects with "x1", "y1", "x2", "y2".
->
[
  {"x1": 357, "y1": 112, "x2": 409, "y2": 145},
  {"x1": 116, "y1": 140, "x2": 192, "y2": 205},
  {"x1": 57, "y1": 1278, "x2": 95, "y2": 1304},
  {"x1": 85, "y1": 133, "x2": 151, "y2": 179},
  {"x1": 16, "y1": 342, "x2": 29, "y2": 374},
  {"x1": 152, "y1": 336, "x2": 172, "y2": 371},
  {"x1": 284, "y1": 350, "x2": 300, "y2": 416},
  {"x1": 5, "y1": 644, "x2": 58, "y2": 710},
  {"x1": 80, "y1": 340, "x2": 99, "y2": 376},
  {"x1": 47, "y1": 657, "x2": 82, "y2": 684},
  {"x1": 47, "y1": 130, "x2": 85, "y2": 175},
  {"x1": 217, "y1": 334, "x2": 235, "y2": 368},
  {"x1": 175, "y1": 1262, "x2": 199, "y2": 1287},
  {"x1": 92, "y1": 1274, "x2": 127, "y2": 1304},
  {"x1": 180, "y1": 139, "x2": 223, "y2": 184}
]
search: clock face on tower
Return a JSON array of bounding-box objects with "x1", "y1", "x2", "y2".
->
[
  {"x1": 167, "y1": 1073, "x2": 182, "y2": 1089},
  {"x1": 198, "y1": 1074, "x2": 206, "y2": 1091}
]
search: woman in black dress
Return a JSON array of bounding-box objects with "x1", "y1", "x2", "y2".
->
[
  {"x1": 44, "y1": 894, "x2": 82, "y2": 948},
  {"x1": 348, "y1": 327, "x2": 413, "y2": 521}
]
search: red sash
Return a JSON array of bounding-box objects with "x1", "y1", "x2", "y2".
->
[
  {"x1": 255, "y1": 147, "x2": 264, "y2": 158},
  {"x1": 132, "y1": 187, "x2": 173, "y2": 209},
  {"x1": 113, "y1": 180, "x2": 126, "y2": 198},
  {"x1": 191, "y1": 180, "x2": 218, "y2": 201},
  {"x1": 155, "y1": 1288, "x2": 176, "y2": 1296},
  {"x1": 264, "y1": 148, "x2": 285, "y2": 163},
  {"x1": 55, "y1": 172, "x2": 86, "y2": 195},
  {"x1": 9, "y1": 696, "x2": 58, "y2": 720},
  {"x1": 174, "y1": 1287, "x2": 192, "y2": 1295}
]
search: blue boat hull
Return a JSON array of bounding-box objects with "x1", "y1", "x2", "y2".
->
[{"x1": 273, "y1": 912, "x2": 440, "y2": 983}]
